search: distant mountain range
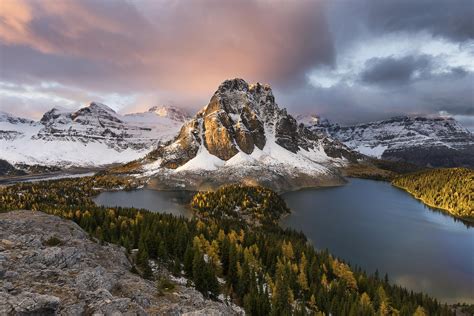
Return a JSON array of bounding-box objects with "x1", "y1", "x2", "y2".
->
[
  {"x1": 298, "y1": 114, "x2": 474, "y2": 168},
  {"x1": 1, "y1": 79, "x2": 472, "y2": 178},
  {"x1": 0, "y1": 104, "x2": 189, "y2": 167}
]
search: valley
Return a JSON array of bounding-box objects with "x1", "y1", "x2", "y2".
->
[
  {"x1": 94, "y1": 178, "x2": 474, "y2": 305},
  {"x1": 0, "y1": 175, "x2": 465, "y2": 315}
]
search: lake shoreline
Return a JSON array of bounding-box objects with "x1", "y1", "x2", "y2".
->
[
  {"x1": 281, "y1": 178, "x2": 474, "y2": 304},
  {"x1": 391, "y1": 183, "x2": 474, "y2": 225},
  {"x1": 0, "y1": 168, "x2": 100, "y2": 186}
]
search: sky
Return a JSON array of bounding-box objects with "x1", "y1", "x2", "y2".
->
[{"x1": 0, "y1": 0, "x2": 473, "y2": 128}]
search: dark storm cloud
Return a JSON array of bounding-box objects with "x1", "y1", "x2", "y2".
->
[
  {"x1": 278, "y1": 69, "x2": 474, "y2": 126},
  {"x1": 0, "y1": 0, "x2": 472, "y2": 129},
  {"x1": 366, "y1": 0, "x2": 474, "y2": 42},
  {"x1": 360, "y1": 55, "x2": 432, "y2": 85}
]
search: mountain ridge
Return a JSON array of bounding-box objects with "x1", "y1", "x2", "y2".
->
[
  {"x1": 298, "y1": 114, "x2": 474, "y2": 168},
  {"x1": 2, "y1": 82, "x2": 471, "y2": 173},
  {"x1": 0, "y1": 103, "x2": 189, "y2": 167}
]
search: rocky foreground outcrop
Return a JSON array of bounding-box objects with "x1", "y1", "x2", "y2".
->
[{"x1": 0, "y1": 211, "x2": 241, "y2": 315}]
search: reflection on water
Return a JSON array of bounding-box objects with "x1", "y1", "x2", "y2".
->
[
  {"x1": 93, "y1": 179, "x2": 473, "y2": 304},
  {"x1": 281, "y1": 179, "x2": 474, "y2": 304},
  {"x1": 94, "y1": 189, "x2": 194, "y2": 218}
]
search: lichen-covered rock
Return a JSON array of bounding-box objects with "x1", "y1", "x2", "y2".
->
[
  {"x1": 0, "y1": 291, "x2": 60, "y2": 315},
  {"x1": 0, "y1": 211, "x2": 242, "y2": 315}
]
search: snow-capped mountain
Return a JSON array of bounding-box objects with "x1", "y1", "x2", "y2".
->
[
  {"x1": 295, "y1": 114, "x2": 332, "y2": 136},
  {"x1": 128, "y1": 79, "x2": 359, "y2": 191},
  {"x1": 0, "y1": 104, "x2": 189, "y2": 167},
  {"x1": 146, "y1": 105, "x2": 191, "y2": 122},
  {"x1": 299, "y1": 115, "x2": 474, "y2": 167}
]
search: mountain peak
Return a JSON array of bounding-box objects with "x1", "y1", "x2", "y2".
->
[
  {"x1": 87, "y1": 102, "x2": 116, "y2": 114},
  {"x1": 207, "y1": 79, "x2": 276, "y2": 117},
  {"x1": 217, "y1": 78, "x2": 250, "y2": 92},
  {"x1": 297, "y1": 114, "x2": 321, "y2": 125},
  {"x1": 40, "y1": 106, "x2": 72, "y2": 124},
  {"x1": 144, "y1": 78, "x2": 358, "y2": 173},
  {"x1": 216, "y1": 79, "x2": 274, "y2": 98},
  {"x1": 323, "y1": 114, "x2": 473, "y2": 167},
  {"x1": 148, "y1": 105, "x2": 190, "y2": 122},
  {"x1": 0, "y1": 111, "x2": 35, "y2": 124}
]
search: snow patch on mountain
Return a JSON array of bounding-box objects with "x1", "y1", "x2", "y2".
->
[
  {"x1": 133, "y1": 79, "x2": 358, "y2": 191},
  {"x1": 354, "y1": 144, "x2": 388, "y2": 158},
  {"x1": 0, "y1": 103, "x2": 188, "y2": 167},
  {"x1": 298, "y1": 114, "x2": 474, "y2": 167},
  {"x1": 176, "y1": 144, "x2": 225, "y2": 172}
]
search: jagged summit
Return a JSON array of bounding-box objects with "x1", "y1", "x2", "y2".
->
[
  {"x1": 39, "y1": 102, "x2": 120, "y2": 126},
  {"x1": 84, "y1": 101, "x2": 117, "y2": 114},
  {"x1": 207, "y1": 78, "x2": 277, "y2": 117},
  {"x1": 40, "y1": 106, "x2": 72, "y2": 124},
  {"x1": 136, "y1": 78, "x2": 357, "y2": 191}
]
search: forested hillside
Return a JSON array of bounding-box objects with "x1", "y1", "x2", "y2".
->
[
  {"x1": 392, "y1": 168, "x2": 473, "y2": 220},
  {"x1": 191, "y1": 184, "x2": 289, "y2": 226},
  {"x1": 0, "y1": 177, "x2": 455, "y2": 315}
]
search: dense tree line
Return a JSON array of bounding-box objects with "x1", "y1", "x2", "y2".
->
[
  {"x1": 0, "y1": 177, "x2": 455, "y2": 315},
  {"x1": 191, "y1": 184, "x2": 289, "y2": 226},
  {"x1": 392, "y1": 168, "x2": 473, "y2": 220}
]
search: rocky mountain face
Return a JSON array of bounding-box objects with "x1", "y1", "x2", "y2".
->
[
  {"x1": 130, "y1": 79, "x2": 359, "y2": 191},
  {"x1": 0, "y1": 210, "x2": 241, "y2": 315},
  {"x1": 299, "y1": 115, "x2": 474, "y2": 168},
  {"x1": 0, "y1": 159, "x2": 25, "y2": 176},
  {"x1": 0, "y1": 104, "x2": 189, "y2": 168},
  {"x1": 36, "y1": 103, "x2": 188, "y2": 151}
]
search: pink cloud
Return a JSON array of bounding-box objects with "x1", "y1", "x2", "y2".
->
[{"x1": 0, "y1": 0, "x2": 333, "y2": 98}]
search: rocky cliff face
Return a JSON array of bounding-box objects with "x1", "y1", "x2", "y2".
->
[
  {"x1": 299, "y1": 115, "x2": 474, "y2": 168},
  {"x1": 0, "y1": 104, "x2": 188, "y2": 167},
  {"x1": 134, "y1": 79, "x2": 359, "y2": 191},
  {"x1": 0, "y1": 159, "x2": 25, "y2": 176},
  {"x1": 0, "y1": 210, "x2": 241, "y2": 315}
]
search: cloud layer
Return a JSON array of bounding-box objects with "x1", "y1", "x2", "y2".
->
[{"x1": 0, "y1": 0, "x2": 473, "y2": 129}]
